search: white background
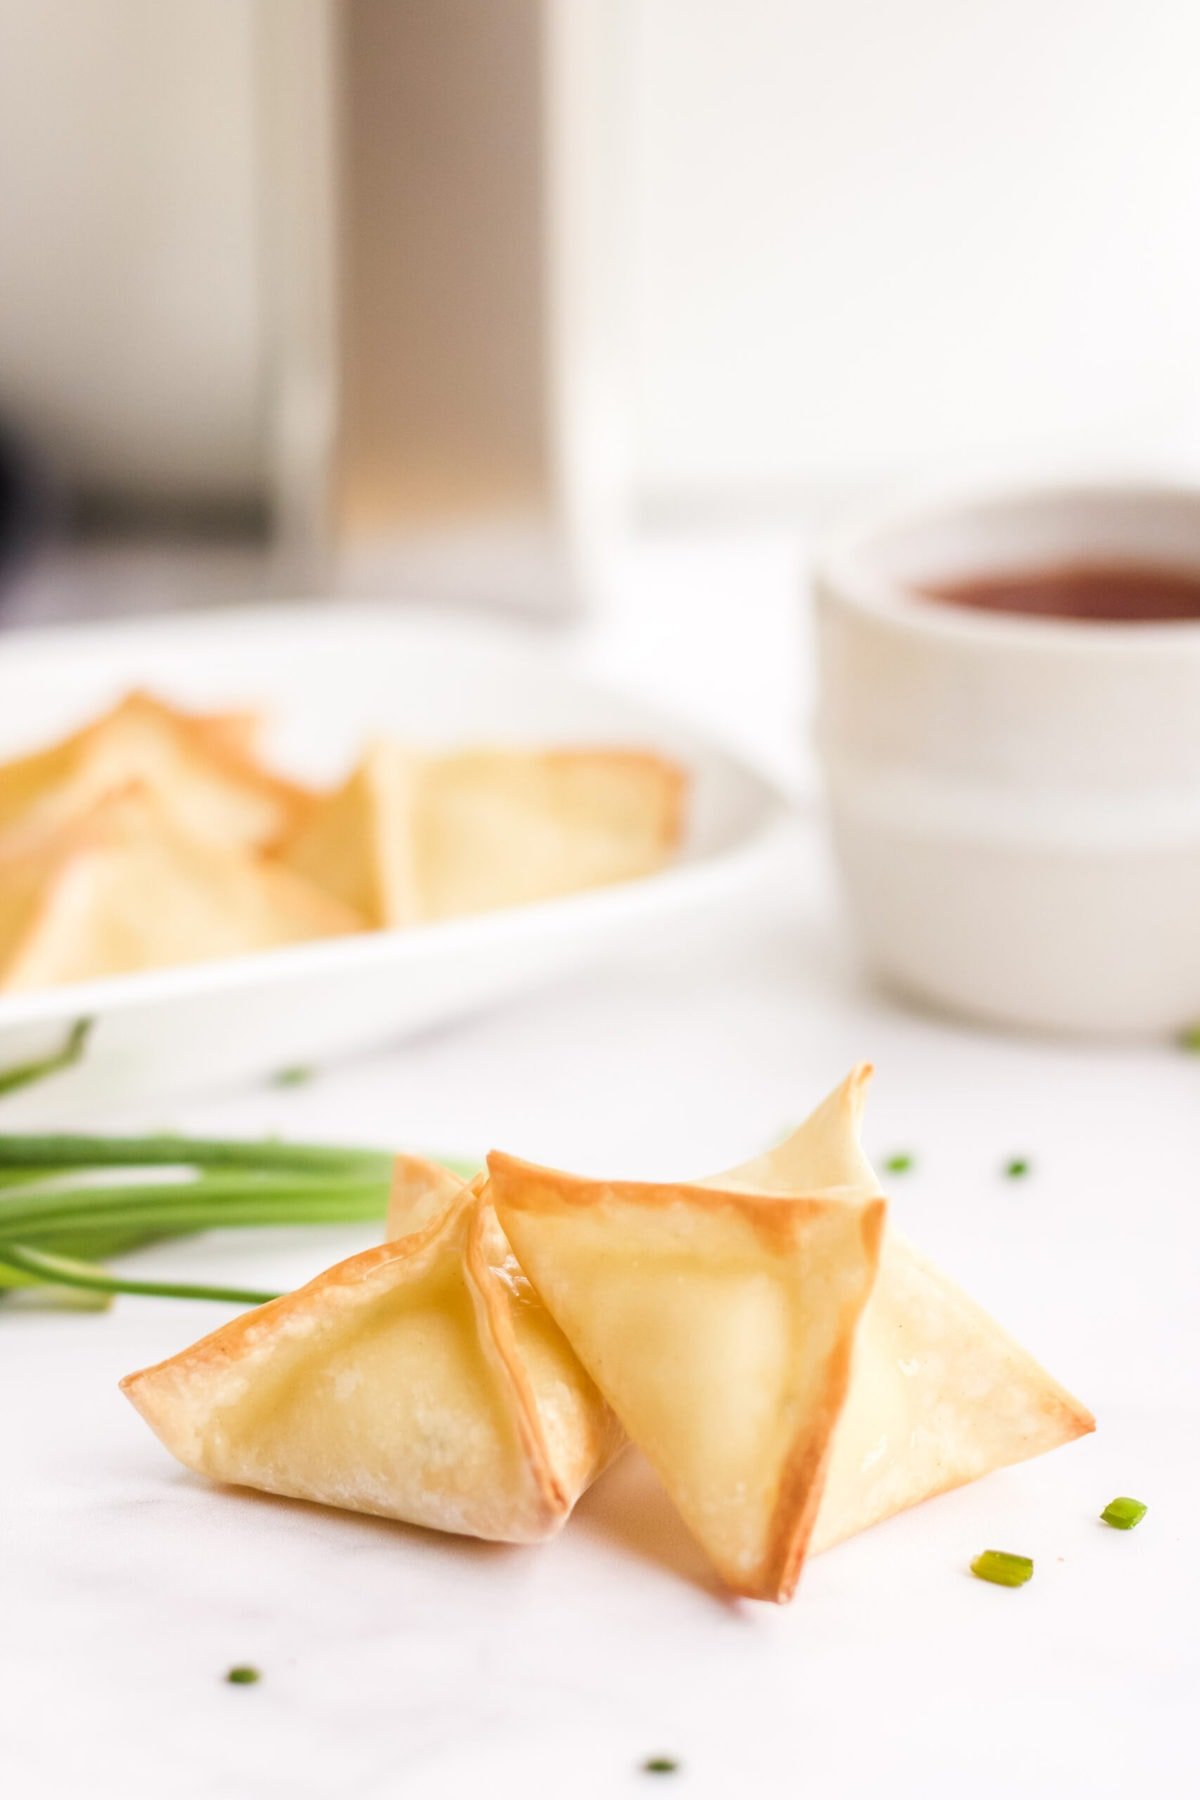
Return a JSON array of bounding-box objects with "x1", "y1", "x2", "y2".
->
[
  {"x1": 0, "y1": 0, "x2": 263, "y2": 505},
  {"x1": 628, "y1": 0, "x2": 1200, "y2": 503},
  {"x1": 4, "y1": 1, "x2": 1200, "y2": 512}
]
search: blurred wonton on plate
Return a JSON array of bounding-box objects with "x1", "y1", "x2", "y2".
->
[
  {"x1": 0, "y1": 690, "x2": 314, "y2": 858},
  {"x1": 277, "y1": 742, "x2": 688, "y2": 927},
  {"x1": 0, "y1": 786, "x2": 357, "y2": 993}
]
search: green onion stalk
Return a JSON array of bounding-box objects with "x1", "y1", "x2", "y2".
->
[
  {"x1": 0, "y1": 1136, "x2": 477, "y2": 1311},
  {"x1": 0, "y1": 1026, "x2": 475, "y2": 1311}
]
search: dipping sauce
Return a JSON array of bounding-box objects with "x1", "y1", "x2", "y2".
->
[{"x1": 918, "y1": 562, "x2": 1200, "y2": 624}]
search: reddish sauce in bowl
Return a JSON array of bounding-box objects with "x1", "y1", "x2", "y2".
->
[{"x1": 917, "y1": 562, "x2": 1200, "y2": 624}]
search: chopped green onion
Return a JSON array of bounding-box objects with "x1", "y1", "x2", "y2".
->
[
  {"x1": 883, "y1": 1152, "x2": 915, "y2": 1175},
  {"x1": 225, "y1": 1666, "x2": 261, "y2": 1686},
  {"x1": 1100, "y1": 1496, "x2": 1147, "y2": 1531},
  {"x1": 1003, "y1": 1157, "x2": 1031, "y2": 1179},
  {"x1": 1179, "y1": 1023, "x2": 1200, "y2": 1053},
  {"x1": 273, "y1": 1065, "x2": 315, "y2": 1088},
  {"x1": 970, "y1": 1549, "x2": 1033, "y2": 1587},
  {"x1": 641, "y1": 1757, "x2": 679, "y2": 1775},
  {"x1": 0, "y1": 1018, "x2": 92, "y2": 1098}
]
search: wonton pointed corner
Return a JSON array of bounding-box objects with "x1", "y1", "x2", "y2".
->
[
  {"x1": 272, "y1": 741, "x2": 419, "y2": 927},
  {"x1": 0, "y1": 688, "x2": 316, "y2": 857}
]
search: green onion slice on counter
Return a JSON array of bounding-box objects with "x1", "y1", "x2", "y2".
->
[
  {"x1": 272, "y1": 1065, "x2": 316, "y2": 1087},
  {"x1": 1100, "y1": 1497, "x2": 1147, "y2": 1530},
  {"x1": 970, "y1": 1549, "x2": 1033, "y2": 1587}
]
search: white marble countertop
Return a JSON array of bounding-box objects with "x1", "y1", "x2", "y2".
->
[{"x1": 3, "y1": 530, "x2": 1195, "y2": 1797}]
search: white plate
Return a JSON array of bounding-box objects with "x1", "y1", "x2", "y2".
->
[{"x1": 0, "y1": 602, "x2": 788, "y2": 1115}]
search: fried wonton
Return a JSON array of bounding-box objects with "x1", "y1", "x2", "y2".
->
[
  {"x1": 0, "y1": 785, "x2": 358, "y2": 992},
  {"x1": 275, "y1": 743, "x2": 687, "y2": 927},
  {"x1": 489, "y1": 1153, "x2": 885, "y2": 1601},
  {"x1": 0, "y1": 690, "x2": 314, "y2": 855},
  {"x1": 490, "y1": 1068, "x2": 1094, "y2": 1601},
  {"x1": 711, "y1": 1068, "x2": 1096, "y2": 1557},
  {"x1": 121, "y1": 1170, "x2": 623, "y2": 1542}
]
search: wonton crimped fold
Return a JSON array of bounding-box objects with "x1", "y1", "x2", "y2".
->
[
  {"x1": 121, "y1": 1161, "x2": 623, "y2": 1543},
  {"x1": 0, "y1": 785, "x2": 357, "y2": 992},
  {"x1": 489, "y1": 1067, "x2": 1094, "y2": 1601},
  {"x1": 0, "y1": 689, "x2": 315, "y2": 856},
  {"x1": 274, "y1": 742, "x2": 688, "y2": 927}
]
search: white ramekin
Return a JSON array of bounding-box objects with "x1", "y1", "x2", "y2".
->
[{"x1": 813, "y1": 479, "x2": 1200, "y2": 1036}]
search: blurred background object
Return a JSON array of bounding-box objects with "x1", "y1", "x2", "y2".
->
[
  {"x1": 2, "y1": 0, "x2": 1199, "y2": 622},
  {"x1": 625, "y1": 0, "x2": 1200, "y2": 513}
]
